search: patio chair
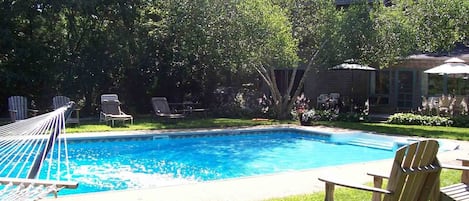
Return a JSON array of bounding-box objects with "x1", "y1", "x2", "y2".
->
[
  {"x1": 329, "y1": 93, "x2": 340, "y2": 107},
  {"x1": 317, "y1": 94, "x2": 330, "y2": 109},
  {"x1": 100, "y1": 97, "x2": 133, "y2": 127},
  {"x1": 439, "y1": 95, "x2": 456, "y2": 115},
  {"x1": 151, "y1": 97, "x2": 185, "y2": 119},
  {"x1": 8, "y1": 96, "x2": 39, "y2": 122},
  {"x1": 441, "y1": 158, "x2": 469, "y2": 201},
  {"x1": 52, "y1": 95, "x2": 80, "y2": 124},
  {"x1": 100, "y1": 94, "x2": 120, "y2": 122},
  {"x1": 319, "y1": 140, "x2": 441, "y2": 201}
]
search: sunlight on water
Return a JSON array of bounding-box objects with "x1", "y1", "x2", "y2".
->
[{"x1": 56, "y1": 130, "x2": 400, "y2": 195}]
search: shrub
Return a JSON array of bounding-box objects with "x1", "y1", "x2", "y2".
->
[
  {"x1": 451, "y1": 115, "x2": 469, "y2": 128},
  {"x1": 387, "y1": 113, "x2": 453, "y2": 126}
]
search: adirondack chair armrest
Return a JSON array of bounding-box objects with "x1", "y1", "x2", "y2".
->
[
  {"x1": 367, "y1": 171, "x2": 389, "y2": 179},
  {"x1": 318, "y1": 176, "x2": 391, "y2": 201},
  {"x1": 442, "y1": 164, "x2": 469, "y2": 171},
  {"x1": 8, "y1": 109, "x2": 17, "y2": 122}
]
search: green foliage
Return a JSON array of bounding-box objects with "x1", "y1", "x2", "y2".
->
[
  {"x1": 451, "y1": 115, "x2": 469, "y2": 128},
  {"x1": 387, "y1": 113, "x2": 453, "y2": 126},
  {"x1": 403, "y1": 0, "x2": 469, "y2": 52},
  {"x1": 0, "y1": 0, "x2": 467, "y2": 119}
]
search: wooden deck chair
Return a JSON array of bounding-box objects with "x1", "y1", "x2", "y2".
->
[
  {"x1": 151, "y1": 97, "x2": 185, "y2": 119},
  {"x1": 319, "y1": 140, "x2": 441, "y2": 201},
  {"x1": 101, "y1": 99, "x2": 133, "y2": 127},
  {"x1": 8, "y1": 96, "x2": 38, "y2": 122},
  {"x1": 441, "y1": 158, "x2": 469, "y2": 201},
  {"x1": 52, "y1": 96, "x2": 80, "y2": 124}
]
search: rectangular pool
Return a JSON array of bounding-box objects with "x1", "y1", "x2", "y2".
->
[{"x1": 57, "y1": 127, "x2": 412, "y2": 195}]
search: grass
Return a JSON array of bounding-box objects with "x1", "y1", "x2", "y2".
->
[
  {"x1": 65, "y1": 117, "x2": 294, "y2": 133},
  {"x1": 67, "y1": 117, "x2": 469, "y2": 141},
  {"x1": 315, "y1": 121, "x2": 469, "y2": 141}
]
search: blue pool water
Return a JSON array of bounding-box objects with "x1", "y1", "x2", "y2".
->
[{"x1": 56, "y1": 129, "x2": 401, "y2": 195}]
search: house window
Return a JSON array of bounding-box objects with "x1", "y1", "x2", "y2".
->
[
  {"x1": 447, "y1": 77, "x2": 469, "y2": 95},
  {"x1": 428, "y1": 74, "x2": 444, "y2": 95}
]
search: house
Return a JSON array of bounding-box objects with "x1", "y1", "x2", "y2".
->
[{"x1": 304, "y1": 44, "x2": 469, "y2": 113}]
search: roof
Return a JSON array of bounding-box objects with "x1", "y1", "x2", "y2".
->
[{"x1": 407, "y1": 43, "x2": 469, "y2": 61}]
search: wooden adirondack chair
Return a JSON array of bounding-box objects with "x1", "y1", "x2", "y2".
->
[
  {"x1": 319, "y1": 140, "x2": 441, "y2": 201},
  {"x1": 441, "y1": 158, "x2": 469, "y2": 201},
  {"x1": 8, "y1": 96, "x2": 38, "y2": 122},
  {"x1": 52, "y1": 95, "x2": 80, "y2": 124}
]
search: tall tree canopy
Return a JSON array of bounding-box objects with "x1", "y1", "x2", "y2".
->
[{"x1": 0, "y1": 0, "x2": 467, "y2": 119}]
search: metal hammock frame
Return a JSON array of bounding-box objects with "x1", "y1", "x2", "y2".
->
[{"x1": 0, "y1": 102, "x2": 78, "y2": 200}]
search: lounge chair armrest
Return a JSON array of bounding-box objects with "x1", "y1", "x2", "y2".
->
[
  {"x1": 318, "y1": 176, "x2": 391, "y2": 195},
  {"x1": 457, "y1": 158, "x2": 469, "y2": 163},
  {"x1": 442, "y1": 164, "x2": 469, "y2": 171}
]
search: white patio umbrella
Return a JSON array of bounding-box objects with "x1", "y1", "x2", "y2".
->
[
  {"x1": 424, "y1": 57, "x2": 469, "y2": 94},
  {"x1": 329, "y1": 62, "x2": 376, "y2": 112},
  {"x1": 424, "y1": 57, "x2": 469, "y2": 75}
]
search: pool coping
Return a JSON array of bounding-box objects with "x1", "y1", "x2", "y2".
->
[{"x1": 50, "y1": 125, "x2": 469, "y2": 201}]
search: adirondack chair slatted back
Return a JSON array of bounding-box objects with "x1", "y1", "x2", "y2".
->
[
  {"x1": 8, "y1": 96, "x2": 29, "y2": 121},
  {"x1": 151, "y1": 97, "x2": 171, "y2": 114},
  {"x1": 53, "y1": 96, "x2": 71, "y2": 109},
  {"x1": 384, "y1": 140, "x2": 440, "y2": 201}
]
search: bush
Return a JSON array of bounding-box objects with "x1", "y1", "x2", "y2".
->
[
  {"x1": 451, "y1": 115, "x2": 469, "y2": 127},
  {"x1": 387, "y1": 113, "x2": 453, "y2": 126}
]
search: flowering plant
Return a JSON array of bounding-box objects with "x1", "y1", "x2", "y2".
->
[
  {"x1": 293, "y1": 94, "x2": 310, "y2": 114},
  {"x1": 301, "y1": 109, "x2": 316, "y2": 122}
]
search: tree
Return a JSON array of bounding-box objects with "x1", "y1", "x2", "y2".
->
[
  {"x1": 234, "y1": 0, "x2": 300, "y2": 119},
  {"x1": 403, "y1": 0, "x2": 468, "y2": 52}
]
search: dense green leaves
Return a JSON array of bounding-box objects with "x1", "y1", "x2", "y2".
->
[{"x1": 0, "y1": 0, "x2": 466, "y2": 118}]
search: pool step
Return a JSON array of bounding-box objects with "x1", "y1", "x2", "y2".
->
[{"x1": 347, "y1": 138, "x2": 396, "y2": 150}]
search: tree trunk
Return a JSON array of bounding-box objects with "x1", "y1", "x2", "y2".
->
[{"x1": 258, "y1": 42, "x2": 325, "y2": 120}]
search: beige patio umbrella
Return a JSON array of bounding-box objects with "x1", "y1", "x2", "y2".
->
[
  {"x1": 424, "y1": 57, "x2": 469, "y2": 76},
  {"x1": 424, "y1": 57, "x2": 469, "y2": 94}
]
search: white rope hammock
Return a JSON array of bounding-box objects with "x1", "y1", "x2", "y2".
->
[{"x1": 0, "y1": 102, "x2": 78, "y2": 200}]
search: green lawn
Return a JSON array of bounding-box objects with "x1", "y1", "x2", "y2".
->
[
  {"x1": 65, "y1": 118, "x2": 468, "y2": 201},
  {"x1": 67, "y1": 117, "x2": 469, "y2": 141},
  {"x1": 65, "y1": 117, "x2": 293, "y2": 133}
]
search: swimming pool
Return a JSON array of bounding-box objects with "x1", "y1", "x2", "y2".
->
[{"x1": 54, "y1": 127, "x2": 416, "y2": 196}]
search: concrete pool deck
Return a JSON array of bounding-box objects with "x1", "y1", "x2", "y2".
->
[{"x1": 51, "y1": 126, "x2": 469, "y2": 201}]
